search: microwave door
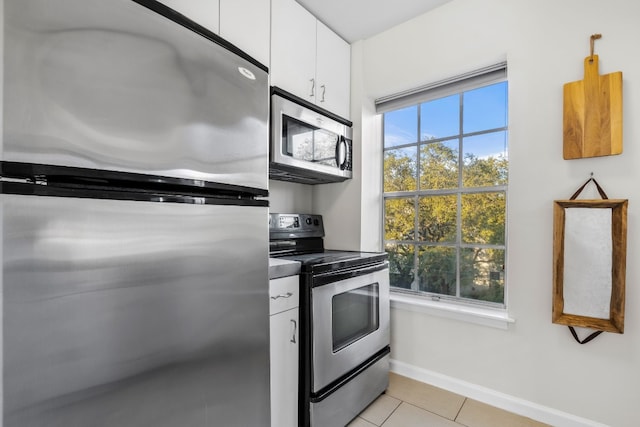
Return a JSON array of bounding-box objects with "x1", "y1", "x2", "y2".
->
[
  {"x1": 313, "y1": 130, "x2": 340, "y2": 167},
  {"x1": 283, "y1": 117, "x2": 315, "y2": 161},
  {"x1": 284, "y1": 119, "x2": 339, "y2": 167},
  {"x1": 270, "y1": 91, "x2": 352, "y2": 184}
]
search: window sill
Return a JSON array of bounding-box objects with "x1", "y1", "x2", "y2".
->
[{"x1": 390, "y1": 292, "x2": 515, "y2": 330}]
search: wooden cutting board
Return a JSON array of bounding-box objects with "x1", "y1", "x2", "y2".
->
[{"x1": 563, "y1": 55, "x2": 622, "y2": 159}]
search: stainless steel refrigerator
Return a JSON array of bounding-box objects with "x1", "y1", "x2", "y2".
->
[{"x1": 2, "y1": 0, "x2": 270, "y2": 425}]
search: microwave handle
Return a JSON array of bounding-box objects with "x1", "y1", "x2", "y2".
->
[{"x1": 336, "y1": 136, "x2": 349, "y2": 170}]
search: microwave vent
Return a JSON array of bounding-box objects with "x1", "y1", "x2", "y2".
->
[{"x1": 269, "y1": 163, "x2": 349, "y2": 185}]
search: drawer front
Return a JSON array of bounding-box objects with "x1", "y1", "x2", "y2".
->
[{"x1": 269, "y1": 276, "x2": 299, "y2": 315}]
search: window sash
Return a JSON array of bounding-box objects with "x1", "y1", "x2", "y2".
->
[{"x1": 381, "y1": 65, "x2": 507, "y2": 307}]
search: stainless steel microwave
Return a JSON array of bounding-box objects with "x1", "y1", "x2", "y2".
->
[{"x1": 270, "y1": 88, "x2": 352, "y2": 184}]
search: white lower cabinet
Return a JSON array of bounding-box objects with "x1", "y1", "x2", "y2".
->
[{"x1": 269, "y1": 276, "x2": 299, "y2": 427}]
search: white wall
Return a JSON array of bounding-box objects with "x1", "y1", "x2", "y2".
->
[
  {"x1": 348, "y1": 0, "x2": 640, "y2": 426},
  {"x1": 268, "y1": 180, "x2": 313, "y2": 214},
  {"x1": 312, "y1": 39, "x2": 365, "y2": 251},
  {"x1": 281, "y1": 40, "x2": 383, "y2": 252},
  {"x1": 0, "y1": 0, "x2": 4, "y2": 422}
]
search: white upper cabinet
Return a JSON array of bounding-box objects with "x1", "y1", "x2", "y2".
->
[
  {"x1": 158, "y1": 0, "x2": 220, "y2": 34},
  {"x1": 315, "y1": 20, "x2": 351, "y2": 119},
  {"x1": 158, "y1": 0, "x2": 270, "y2": 67},
  {"x1": 220, "y1": 0, "x2": 271, "y2": 67},
  {"x1": 271, "y1": 0, "x2": 351, "y2": 119},
  {"x1": 271, "y1": 0, "x2": 316, "y2": 99}
]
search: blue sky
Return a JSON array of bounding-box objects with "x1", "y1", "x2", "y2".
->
[{"x1": 384, "y1": 81, "x2": 508, "y2": 159}]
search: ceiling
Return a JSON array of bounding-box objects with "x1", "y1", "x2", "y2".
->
[{"x1": 295, "y1": 0, "x2": 453, "y2": 43}]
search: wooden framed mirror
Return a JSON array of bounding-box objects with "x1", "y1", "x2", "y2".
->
[{"x1": 553, "y1": 198, "x2": 627, "y2": 333}]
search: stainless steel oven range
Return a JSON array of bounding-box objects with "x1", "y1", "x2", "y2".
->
[{"x1": 270, "y1": 213, "x2": 390, "y2": 427}]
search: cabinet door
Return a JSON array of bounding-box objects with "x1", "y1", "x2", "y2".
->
[
  {"x1": 220, "y1": 0, "x2": 270, "y2": 66},
  {"x1": 158, "y1": 0, "x2": 220, "y2": 34},
  {"x1": 270, "y1": 0, "x2": 316, "y2": 103},
  {"x1": 270, "y1": 308, "x2": 299, "y2": 427},
  {"x1": 316, "y1": 20, "x2": 351, "y2": 119}
]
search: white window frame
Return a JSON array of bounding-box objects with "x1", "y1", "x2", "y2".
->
[{"x1": 378, "y1": 63, "x2": 510, "y2": 317}]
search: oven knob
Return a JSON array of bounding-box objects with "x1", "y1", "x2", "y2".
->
[
  {"x1": 305, "y1": 217, "x2": 312, "y2": 225},
  {"x1": 313, "y1": 219, "x2": 319, "y2": 226}
]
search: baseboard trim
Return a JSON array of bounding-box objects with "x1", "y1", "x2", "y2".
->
[{"x1": 390, "y1": 359, "x2": 609, "y2": 427}]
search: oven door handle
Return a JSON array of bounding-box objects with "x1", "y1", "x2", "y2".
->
[{"x1": 313, "y1": 262, "x2": 389, "y2": 287}]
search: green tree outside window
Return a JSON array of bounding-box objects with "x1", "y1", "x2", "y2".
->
[{"x1": 383, "y1": 80, "x2": 507, "y2": 306}]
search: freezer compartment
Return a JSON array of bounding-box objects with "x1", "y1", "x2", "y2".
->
[
  {"x1": 2, "y1": 194, "x2": 270, "y2": 426},
  {"x1": 3, "y1": 0, "x2": 269, "y2": 191}
]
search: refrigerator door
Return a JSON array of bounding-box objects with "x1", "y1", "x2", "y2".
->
[
  {"x1": 1, "y1": 192, "x2": 269, "y2": 427},
  {"x1": 3, "y1": 0, "x2": 269, "y2": 192}
]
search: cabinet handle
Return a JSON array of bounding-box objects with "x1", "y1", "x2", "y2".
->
[
  {"x1": 271, "y1": 292, "x2": 293, "y2": 300},
  {"x1": 309, "y1": 78, "x2": 315, "y2": 97},
  {"x1": 290, "y1": 319, "x2": 297, "y2": 344},
  {"x1": 320, "y1": 84, "x2": 326, "y2": 102}
]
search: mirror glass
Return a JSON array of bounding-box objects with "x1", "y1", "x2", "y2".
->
[{"x1": 563, "y1": 208, "x2": 612, "y2": 318}]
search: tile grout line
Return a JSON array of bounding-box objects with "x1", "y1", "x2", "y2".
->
[
  {"x1": 453, "y1": 397, "x2": 468, "y2": 423},
  {"x1": 378, "y1": 396, "x2": 402, "y2": 426},
  {"x1": 365, "y1": 393, "x2": 402, "y2": 427},
  {"x1": 390, "y1": 400, "x2": 466, "y2": 426},
  {"x1": 375, "y1": 375, "x2": 551, "y2": 427}
]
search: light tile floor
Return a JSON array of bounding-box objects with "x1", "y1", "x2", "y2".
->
[{"x1": 348, "y1": 373, "x2": 551, "y2": 427}]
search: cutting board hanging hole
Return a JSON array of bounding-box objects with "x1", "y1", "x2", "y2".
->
[{"x1": 589, "y1": 33, "x2": 601, "y2": 63}]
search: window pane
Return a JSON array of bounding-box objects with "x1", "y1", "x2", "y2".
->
[
  {"x1": 420, "y1": 94, "x2": 459, "y2": 140},
  {"x1": 462, "y1": 131, "x2": 508, "y2": 187},
  {"x1": 460, "y1": 247, "x2": 504, "y2": 303},
  {"x1": 461, "y1": 192, "x2": 506, "y2": 245},
  {"x1": 386, "y1": 243, "x2": 414, "y2": 289},
  {"x1": 417, "y1": 246, "x2": 456, "y2": 296},
  {"x1": 384, "y1": 147, "x2": 417, "y2": 192},
  {"x1": 463, "y1": 81, "x2": 507, "y2": 134},
  {"x1": 419, "y1": 139, "x2": 459, "y2": 190},
  {"x1": 418, "y1": 195, "x2": 457, "y2": 243},
  {"x1": 385, "y1": 198, "x2": 415, "y2": 241},
  {"x1": 384, "y1": 105, "x2": 418, "y2": 147}
]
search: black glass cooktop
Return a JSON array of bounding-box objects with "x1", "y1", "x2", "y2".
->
[
  {"x1": 269, "y1": 213, "x2": 387, "y2": 274},
  {"x1": 274, "y1": 250, "x2": 388, "y2": 274}
]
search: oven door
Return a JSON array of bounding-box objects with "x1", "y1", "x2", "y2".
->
[{"x1": 311, "y1": 263, "x2": 390, "y2": 393}]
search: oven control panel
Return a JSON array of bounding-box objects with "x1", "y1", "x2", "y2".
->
[{"x1": 269, "y1": 213, "x2": 324, "y2": 240}]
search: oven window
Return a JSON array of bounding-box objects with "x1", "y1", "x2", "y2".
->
[
  {"x1": 332, "y1": 283, "x2": 379, "y2": 352},
  {"x1": 282, "y1": 116, "x2": 339, "y2": 167}
]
